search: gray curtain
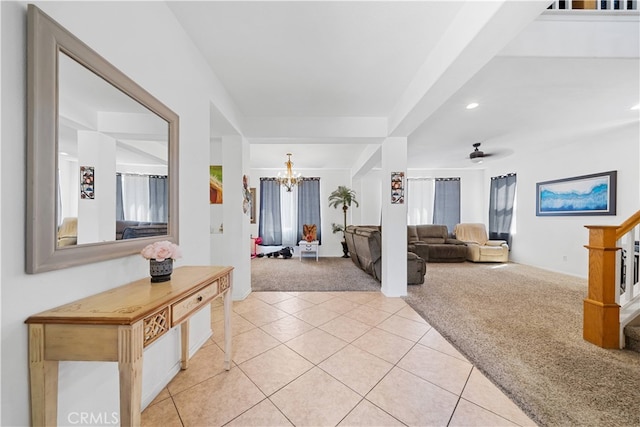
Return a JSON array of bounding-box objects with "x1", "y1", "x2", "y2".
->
[
  {"x1": 489, "y1": 173, "x2": 517, "y2": 246},
  {"x1": 297, "y1": 177, "x2": 321, "y2": 243},
  {"x1": 433, "y1": 178, "x2": 460, "y2": 235},
  {"x1": 149, "y1": 175, "x2": 168, "y2": 222},
  {"x1": 116, "y1": 173, "x2": 124, "y2": 221},
  {"x1": 259, "y1": 178, "x2": 282, "y2": 245}
]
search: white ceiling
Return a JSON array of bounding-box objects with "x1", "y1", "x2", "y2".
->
[{"x1": 167, "y1": 1, "x2": 640, "y2": 171}]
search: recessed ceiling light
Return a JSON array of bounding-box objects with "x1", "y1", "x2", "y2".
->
[
  {"x1": 466, "y1": 102, "x2": 479, "y2": 110},
  {"x1": 59, "y1": 152, "x2": 68, "y2": 156},
  {"x1": 631, "y1": 104, "x2": 640, "y2": 110}
]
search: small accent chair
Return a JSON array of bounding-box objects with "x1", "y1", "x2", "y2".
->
[{"x1": 454, "y1": 223, "x2": 509, "y2": 263}]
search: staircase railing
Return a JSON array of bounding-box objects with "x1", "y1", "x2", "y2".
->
[
  {"x1": 547, "y1": 0, "x2": 638, "y2": 11},
  {"x1": 584, "y1": 210, "x2": 640, "y2": 348}
]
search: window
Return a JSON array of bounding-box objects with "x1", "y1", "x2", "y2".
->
[
  {"x1": 116, "y1": 173, "x2": 168, "y2": 222},
  {"x1": 488, "y1": 173, "x2": 517, "y2": 246},
  {"x1": 407, "y1": 177, "x2": 460, "y2": 235},
  {"x1": 407, "y1": 178, "x2": 434, "y2": 225},
  {"x1": 259, "y1": 177, "x2": 321, "y2": 246}
]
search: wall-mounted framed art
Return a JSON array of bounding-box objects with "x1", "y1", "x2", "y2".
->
[
  {"x1": 391, "y1": 172, "x2": 405, "y2": 204},
  {"x1": 536, "y1": 170, "x2": 617, "y2": 216},
  {"x1": 80, "y1": 166, "x2": 94, "y2": 199},
  {"x1": 209, "y1": 165, "x2": 223, "y2": 204}
]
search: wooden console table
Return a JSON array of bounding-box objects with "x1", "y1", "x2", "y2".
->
[{"x1": 25, "y1": 265, "x2": 233, "y2": 427}]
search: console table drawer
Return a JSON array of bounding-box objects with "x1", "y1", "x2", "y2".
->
[
  {"x1": 171, "y1": 280, "x2": 218, "y2": 325},
  {"x1": 301, "y1": 244, "x2": 317, "y2": 252}
]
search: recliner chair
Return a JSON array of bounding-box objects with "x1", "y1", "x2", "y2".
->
[{"x1": 454, "y1": 223, "x2": 509, "y2": 263}]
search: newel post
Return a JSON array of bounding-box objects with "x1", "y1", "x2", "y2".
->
[{"x1": 583, "y1": 225, "x2": 620, "y2": 348}]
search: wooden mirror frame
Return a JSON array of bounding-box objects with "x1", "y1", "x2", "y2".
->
[{"x1": 26, "y1": 5, "x2": 179, "y2": 273}]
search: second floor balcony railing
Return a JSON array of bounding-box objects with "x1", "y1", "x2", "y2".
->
[{"x1": 548, "y1": 0, "x2": 638, "y2": 11}]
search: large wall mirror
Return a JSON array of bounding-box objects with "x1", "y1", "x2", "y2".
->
[{"x1": 27, "y1": 5, "x2": 179, "y2": 273}]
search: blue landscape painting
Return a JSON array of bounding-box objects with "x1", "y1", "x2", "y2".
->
[{"x1": 539, "y1": 176, "x2": 610, "y2": 213}]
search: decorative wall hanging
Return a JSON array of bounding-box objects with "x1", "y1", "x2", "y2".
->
[
  {"x1": 242, "y1": 175, "x2": 252, "y2": 215},
  {"x1": 209, "y1": 165, "x2": 223, "y2": 204},
  {"x1": 80, "y1": 166, "x2": 94, "y2": 199},
  {"x1": 391, "y1": 172, "x2": 405, "y2": 204},
  {"x1": 536, "y1": 170, "x2": 617, "y2": 216}
]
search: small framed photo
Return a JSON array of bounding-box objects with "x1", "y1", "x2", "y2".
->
[
  {"x1": 80, "y1": 166, "x2": 94, "y2": 199},
  {"x1": 391, "y1": 172, "x2": 404, "y2": 204}
]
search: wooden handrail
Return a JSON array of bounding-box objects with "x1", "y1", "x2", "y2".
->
[
  {"x1": 616, "y1": 210, "x2": 640, "y2": 240},
  {"x1": 584, "y1": 210, "x2": 640, "y2": 349}
]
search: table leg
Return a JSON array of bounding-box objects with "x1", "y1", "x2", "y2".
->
[
  {"x1": 29, "y1": 324, "x2": 59, "y2": 426},
  {"x1": 223, "y1": 290, "x2": 232, "y2": 370},
  {"x1": 118, "y1": 322, "x2": 143, "y2": 427},
  {"x1": 180, "y1": 322, "x2": 189, "y2": 370}
]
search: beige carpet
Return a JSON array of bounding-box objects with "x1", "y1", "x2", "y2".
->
[
  {"x1": 251, "y1": 256, "x2": 381, "y2": 292},
  {"x1": 251, "y1": 258, "x2": 640, "y2": 427},
  {"x1": 404, "y1": 262, "x2": 640, "y2": 427}
]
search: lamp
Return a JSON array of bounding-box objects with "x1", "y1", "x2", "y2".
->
[{"x1": 277, "y1": 153, "x2": 302, "y2": 192}]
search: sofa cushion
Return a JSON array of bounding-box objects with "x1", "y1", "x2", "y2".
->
[
  {"x1": 415, "y1": 224, "x2": 448, "y2": 240},
  {"x1": 427, "y1": 244, "x2": 467, "y2": 262},
  {"x1": 422, "y1": 237, "x2": 445, "y2": 244}
]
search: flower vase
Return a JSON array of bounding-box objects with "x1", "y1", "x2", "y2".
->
[{"x1": 150, "y1": 258, "x2": 173, "y2": 282}]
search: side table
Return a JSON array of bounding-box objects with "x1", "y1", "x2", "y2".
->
[{"x1": 298, "y1": 240, "x2": 319, "y2": 261}]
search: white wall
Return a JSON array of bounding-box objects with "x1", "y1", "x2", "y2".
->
[
  {"x1": 0, "y1": 2, "x2": 244, "y2": 425},
  {"x1": 354, "y1": 170, "x2": 383, "y2": 226},
  {"x1": 250, "y1": 168, "x2": 353, "y2": 257},
  {"x1": 484, "y1": 122, "x2": 639, "y2": 277}
]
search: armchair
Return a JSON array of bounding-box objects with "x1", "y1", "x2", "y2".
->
[
  {"x1": 454, "y1": 223, "x2": 509, "y2": 263},
  {"x1": 57, "y1": 217, "x2": 77, "y2": 247}
]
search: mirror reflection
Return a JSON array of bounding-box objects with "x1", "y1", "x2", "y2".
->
[{"x1": 57, "y1": 52, "x2": 169, "y2": 247}]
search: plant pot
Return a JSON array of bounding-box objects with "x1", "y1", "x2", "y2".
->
[{"x1": 150, "y1": 258, "x2": 173, "y2": 282}]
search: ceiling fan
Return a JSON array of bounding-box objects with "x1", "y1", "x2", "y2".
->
[{"x1": 469, "y1": 142, "x2": 493, "y2": 163}]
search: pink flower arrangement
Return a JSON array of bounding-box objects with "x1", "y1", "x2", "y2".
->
[{"x1": 141, "y1": 240, "x2": 182, "y2": 262}]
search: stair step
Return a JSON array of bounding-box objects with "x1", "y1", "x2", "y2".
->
[{"x1": 624, "y1": 325, "x2": 640, "y2": 352}]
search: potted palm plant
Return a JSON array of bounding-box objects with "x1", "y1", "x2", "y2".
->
[{"x1": 328, "y1": 186, "x2": 359, "y2": 258}]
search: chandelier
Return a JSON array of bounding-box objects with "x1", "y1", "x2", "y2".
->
[{"x1": 276, "y1": 153, "x2": 302, "y2": 192}]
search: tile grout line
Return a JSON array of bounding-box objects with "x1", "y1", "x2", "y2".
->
[{"x1": 445, "y1": 365, "x2": 475, "y2": 426}]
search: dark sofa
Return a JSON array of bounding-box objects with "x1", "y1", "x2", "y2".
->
[
  {"x1": 407, "y1": 224, "x2": 467, "y2": 262},
  {"x1": 344, "y1": 225, "x2": 426, "y2": 285},
  {"x1": 116, "y1": 220, "x2": 168, "y2": 240}
]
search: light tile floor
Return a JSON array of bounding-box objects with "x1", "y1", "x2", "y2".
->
[{"x1": 142, "y1": 291, "x2": 536, "y2": 426}]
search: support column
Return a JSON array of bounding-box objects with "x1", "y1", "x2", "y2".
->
[
  {"x1": 77, "y1": 131, "x2": 116, "y2": 244},
  {"x1": 221, "y1": 135, "x2": 251, "y2": 300},
  {"x1": 381, "y1": 137, "x2": 407, "y2": 297},
  {"x1": 583, "y1": 225, "x2": 620, "y2": 348}
]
